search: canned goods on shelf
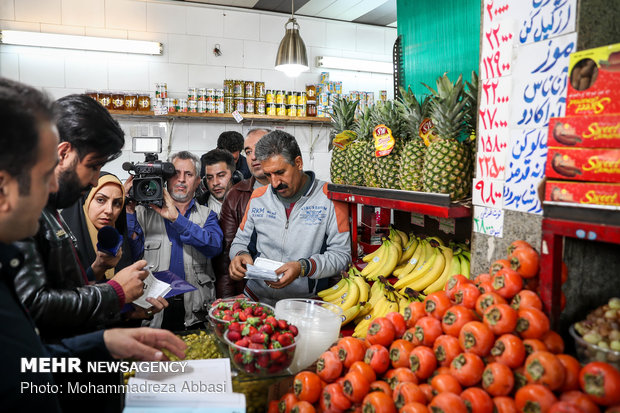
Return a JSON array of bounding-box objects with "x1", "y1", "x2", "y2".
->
[
  {"x1": 154, "y1": 83, "x2": 160, "y2": 98},
  {"x1": 366, "y1": 92, "x2": 374, "y2": 106},
  {"x1": 234, "y1": 98, "x2": 245, "y2": 113},
  {"x1": 233, "y1": 80, "x2": 244, "y2": 97},
  {"x1": 265, "y1": 90, "x2": 275, "y2": 104},
  {"x1": 216, "y1": 101, "x2": 224, "y2": 114},
  {"x1": 112, "y1": 92, "x2": 125, "y2": 110},
  {"x1": 198, "y1": 88, "x2": 207, "y2": 101},
  {"x1": 266, "y1": 103, "x2": 276, "y2": 116},
  {"x1": 335, "y1": 82, "x2": 342, "y2": 95},
  {"x1": 188, "y1": 87, "x2": 198, "y2": 101},
  {"x1": 206, "y1": 100, "x2": 215, "y2": 113},
  {"x1": 276, "y1": 104, "x2": 286, "y2": 116},
  {"x1": 320, "y1": 72, "x2": 329, "y2": 83},
  {"x1": 245, "y1": 98, "x2": 255, "y2": 114},
  {"x1": 318, "y1": 92, "x2": 329, "y2": 106},
  {"x1": 296, "y1": 105, "x2": 305, "y2": 117},
  {"x1": 207, "y1": 88, "x2": 216, "y2": 98},
  {"x1": 286, "y1": 104, "x2": 296, "y2": 117},
  {"x1": 255, "y1": 82, "x2": 265, "y2": 99},
  {"x1": 215, "y1": 89, "x2": 224, "y2": 100},
  {"x1": 178, "y1": 98, "x2": 188, "y2": 113},
  {"x1": 380, "y1": 90, "x2": 387, "y2": 101},
  {"x1": 160, "y1": 83, "x2": 168, "y2": 99},
  {"x1": 297, "y1": 92, "x2": 306, "y2": 106},
  {"x1": 255, "y1": 99, "x2": 265, "y2": 115},
  {"x1": 189, "y1": 99, "x2": 198, "y2": 113},
  {"x1": 224, "y1": 97, "x2": 234, "y2": 113},
  {"x1": 154, "y1": 97, "x2": 163, "y2": 110},
  {"x1": 244, "y1": 81, "x2": 255, "y2": 98},
  {"x1": 317, "y1": 105, "x2": 325, "y2": 117},
  {"x1": 275, "y1": 90, "x2": 285, "y2": 105},
  {"x1": 167, "y1": 98, "x2": 177, "y2": 113},
  {"x1": 197, "y1": 100, "x2": 206, "y2": 113},
  {"x1": 223, "y1": 80, "x2": 234, "y2": 96},
  {"x1": 287, "y1": 92, "x2": 298, "y2": 106}
]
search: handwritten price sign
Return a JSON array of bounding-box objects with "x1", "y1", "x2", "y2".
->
[
  {"x1": 510, "y1": 33, "x2": 577, "y2": 129},
  {"x1": 503, "y1": 128, "x2": 548, "y2": 214},
  {"x1": 473, "y1": 206, "x2": 505, "y2": 237},
  {"x1": 477, "y1": 77, "x2": 511, "y2": 180},
  {"x1": 473, "y1": 178, "x2": 505, "y2": 209},
  {"x1": 483, "y1": 0, "x2": 513, "y2": 28},
  {"x1": 518, "y1": 0, "x2": 576, "y2": 45},
  {"x1": 480, "y1": 19, "x2": 516, "y2": 80}
]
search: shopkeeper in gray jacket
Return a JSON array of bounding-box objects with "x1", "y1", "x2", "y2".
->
[{"x1": 229, "y1": 130, "x2": 351, "y2": 306}]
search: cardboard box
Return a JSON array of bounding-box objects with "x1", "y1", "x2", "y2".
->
[
  {"x1": 545, "y1": 180, "x2": 620, "y2": 206},
  {"x1": 566, "y1": 43, "x2": 620, "y2": 116},
  {"x1": 545, "y1": 147, "x2": 620, "y2": 182},
  {"x1": 548, "y1": 115, "x2": 620, "y2": 148}
]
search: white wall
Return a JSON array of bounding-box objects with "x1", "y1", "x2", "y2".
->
[{"x1": 0, "y1": 0, "x2": 396, "y2": 181}]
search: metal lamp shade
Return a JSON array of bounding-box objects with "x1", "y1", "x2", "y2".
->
[{"x1": 275, "y1": 18, "x2": 308, "y2": 77}]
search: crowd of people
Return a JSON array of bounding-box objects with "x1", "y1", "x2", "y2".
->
[{"x1": 0, "y1": 77, "x2": 352, "y2": 411}]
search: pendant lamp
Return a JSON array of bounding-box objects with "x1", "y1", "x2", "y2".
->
[{"x1": 274, "y1": 0, "x2": 308, "y2": 78}]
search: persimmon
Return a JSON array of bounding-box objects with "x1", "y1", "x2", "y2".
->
[
  {"x1": 453, "y1": 283, "x2": 481, "y2": 310},
  {"x1": 361, "y1": 391, "x2": 396, "y2": 413},
  {"x1": 524, "y1": 351, "x2": 566, "y2": 391},
  {"x1": 459, "y1": 321, "x2": 494, "y2": 357},
  {"x1": 515, "y1": 384, "x2": 557, "y2": 413},
  {"x1": 476, "y1": 292, "x2": 507, "y2": 316},
  {"x1": 509, "y1": 245, "x2": 540, "y2": 278},
  {"x1": 293, "y1": 371, "x2": 323, "y2": 403},
  {"x1": 364, "y1": 344, "x2": 390, "y2": 375},
  {"x1": 491, "y1": 268, "x2": 523, "y2": 299},
  {"x1": 541, "y1": 330, "x2": 565, "y2": 354},
  {"x1": 386, "y1": 312, "x2": 407, "y2": 339},
  {"x1": 342, "y1": 370, "x2": 370, "y2": 403},
  {"x1": 579, "y1": 362, "x2": 620, "y2": 406},
  {"x1": 461, "y1": 387, "x2": 493, "y2": 413},
  {"x1": 483, "y1": 303, "x2": 518, "y2": 335},
  {"x1": 559, "y1": 391, "x2": 601, "y2": 413},
  {"x1": 337, "y1": 337, "x2": 366, "y2": 368},
  {"x1": 557, "y1": 354, "x2": 581, "y2": 392},
  {"x1": 413, "y1": 316, "x2": 442, "y2": 347},
  {"x1": 445, "y1": 274, "x2": 470, "y2": 301},
  {"x1": 482, "y1": 362, "x2": 514, "y2": 397},
  {"x1": 392, "y1": 382, "x2": 426, "y2": 409},
  {"x1": 431, "y1": 373, "x2": 462, "y2": 395},
  {"x1": 429, "y1": 392, "x2": 468, "y2": 413},
  {"x1": 433, "y1": 334, "x2": 462, "y2": 367},
  {"x1": 450, "y1": 352, "x2": 485, "y2": 387},
  {"x1": 442, "y1": 305, "x2": 476, "y2": 337},
  {"x1": 511, "y1": 290, "x2": 543, "y2": 311},
  {"x1": 366, "y1": 317, "x2": 396, "y2": 347},
  {"x1": 404, "y1": 301, "x2": 427, "y2": 328},
  {"x1": 316, "y1": 350, "x2": 343, "y2": 383},
  {"x1": 424, "y1": 291, "x2": 452, "y2": 320},
  {"x1": 493, "y1": 396, "x2": 518, "y2": 413},
  {"x1": 408, "y1": 346, "x2": 437, "y2": 380},
  {"x1": 389, "y1": 339, "x2": 414, "y2": 368},
  {"x1": 491, "y1": 334, "x2": 526, "y2": 369},
  {"x1": 516, "y1": 307, "x2": 550, "y2": 339}
]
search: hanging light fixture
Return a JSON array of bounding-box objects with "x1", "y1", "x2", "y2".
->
[{"x1": 274, "y1": 0, "x2": 308, "y2": 78}]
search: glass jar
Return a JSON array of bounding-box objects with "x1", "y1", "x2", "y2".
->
[
  {"x1": 124, "y1": 93, "x2": 138, "y2": 111},
  {"x1": 85, "y1": 90, "x2": 98, "y2": 101},
  {"x1": 306, "y1": 101, "x2": 317, "y2": 117},
  {"x1": 111, "y1": 92, "x2": 125, "y2": 110},
  {"x1": 137, "y1": 94, "x2": 151, "y2": 111},
  {"x1": 98, "y1": 92, "x2": 111, "y2": 109}
]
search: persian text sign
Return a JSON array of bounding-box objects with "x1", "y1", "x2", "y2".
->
[
  {"x1": 504, "y1": 128, "x2": 548, "y2": 214},
  {"x1": 518, "y1": 0, "x2": 577, "y2": 45},
  {"x1": 473, "y1": 206, "x2": 505, "y2": 237},
  {"x1": 473, "y1": 178, "x2": 505, "y2": 209},
  {"x1": 480, "y1": 19, "x2": 516, "y2": 80},
  {"x1": 510, "y1": 33, "x2": 577, "y2": 129}
]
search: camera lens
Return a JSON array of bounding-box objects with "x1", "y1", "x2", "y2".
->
[{"x1": 137, "y1": 179, "x2": 159, "y2": 197}]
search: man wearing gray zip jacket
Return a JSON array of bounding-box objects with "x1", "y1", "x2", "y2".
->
[{"x1": 229, "y1": 130, "x2": 351, "y2": 305}]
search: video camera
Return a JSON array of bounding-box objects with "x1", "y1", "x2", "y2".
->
[{"x1": 123, "y1": 137, "x2": 175, "y2": 207}]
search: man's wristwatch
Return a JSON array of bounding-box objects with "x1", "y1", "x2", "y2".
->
[{"x1": 298, "y1": 258, "x2": 310, "y2": 278}]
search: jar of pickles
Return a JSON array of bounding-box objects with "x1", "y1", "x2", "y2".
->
[
  {"x1": 255, "y1": 82, "x2": 265, "y2": 99},
  {"x1": 255, "y1": 99, "x2": 265, "y2": 115}
]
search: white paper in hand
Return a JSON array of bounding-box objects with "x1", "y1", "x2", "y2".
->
[
  {"x1": 244, "y1": 257, "x2": 284, "y2": 282},
  {"x1": 133, "y1": 272, "x2": 172, "y2": 309}
]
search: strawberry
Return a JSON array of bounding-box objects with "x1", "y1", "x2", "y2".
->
[
  {"x1": 235, "y1": 337, "x2": 249, "y2": 348},
  {"x1": 244, "y1": 363, "x2": 256, "y2": 374},
  {"x1": 269, "y1": 363, "x2": 284, "y2": 374},
  {"x1": 227, "y1": 330, "x2": 241, "y2": 342},
  {"x1": 249, "y1": 342, "x2": 265, "y2": 350},
  {"x1": 250, "y1": 332, "x2": 268, "y2": 344},
  {"x1": 259, "y1": 313, "x2": 267, "y2": 320},
  {"x1": 229, "y1": 322, "x2": 241, "y2": 332},
  {"x1": 256, "y1": 353, "x2": 270, "y2": 369},
  {"x1": 278, "y1": 332, "x2": 294, "y2": 347},
  {"x1": 254, "y1": 306, "x2": 264, "y2": 316},
  {"x1": 233, "y1": 352, "x2": 244, "y2": 365},
  {"x1": 222, "y1": 314, "x2": 233, "y2": 322},
  {"x1": 232, "y1": 301, "x2": 242, "y2": 311},
  {"x1": 238, "y1": 312, "x2": 248, "y2": 322},
  {"x1": 244, "y1": 307, "x2": 253, "y2": 315},
  {"x1": 278, "y1": 319, "x2": 288, "y2": 330},
  {"x1": 265, "y1": 316, "x2": 278, "y2": 326},
  {"x1": 259, "y1": 323, "x2": 273, "y2": 335},
  {"x1": 270, "y1": 349, "x2": 285, "y2": 360},
  {"x1": 289, "y1": 325, "x2": 298, "y2": 336}
]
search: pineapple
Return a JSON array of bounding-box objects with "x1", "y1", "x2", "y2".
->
[
  {"x1": 329, "y1": 97, "x2": 358, "y2": 185},
  {"x1": 371, "y1": 101, "x2": 407, "y2": 189},
  {"x1": 397, "y1": 87, "x2": 430, "y2": 191},
  {"x1": 347, "y1": 105, "x2": 376, "y2": 186},
  {"x1": 422, "y1": 74, "x2": 472, "y2": 201}
]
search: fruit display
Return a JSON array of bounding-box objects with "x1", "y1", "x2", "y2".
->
[
  {"x1": 271, "y1": 239, "x2": 620, "y2": 413},
  {"x1": 572, "y1": 298, "x2": 620, "y2": 369},
  {"x1": 328, "y1": 72, "x2": 478, "y2": 202},
  {"x1": 207, "y1": 298, "x2": 275, "y2": 340},
  {"x1": 162, "y1": 330, "x2": 224, "y2": 361}
]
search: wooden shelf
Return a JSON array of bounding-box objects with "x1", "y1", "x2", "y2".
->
[
  {"x1": 327, "y1": 184, "x2": 472, "y2": 218},
  {"x1": 108, "y1": 110, "x2": 331, "y2": 124}
]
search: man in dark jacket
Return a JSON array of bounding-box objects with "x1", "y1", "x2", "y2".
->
[
  {"x1": 215, "y1": 128, "x2": 270, "y2": 298},
  {"x1": 216, "y1": 130, "x2": 251, "y2": 179},
  {"x1": 13, "y1": 94, "x2": 164, "y2": 341},
  {"x1": 0, "y1": 78, "x2": 186, "y2": 413}
]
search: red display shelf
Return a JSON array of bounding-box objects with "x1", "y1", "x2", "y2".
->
[
  {"x1": 540, "y1": 202, "x2": 620, "y2": 329},
  {"x1": 327, "y1": 184, "x2": 472, "y2": 261}
]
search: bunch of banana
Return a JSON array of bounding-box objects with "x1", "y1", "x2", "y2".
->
[
  {"x1": 317, "y1": 267, "x2": 371, "y2": 326},
  {"x1": 360, "y1": 238, "x2": 401, "y2": 281},
  {"x1": 393, "y1": 241, "x2": 472, "y2": 294},
  {"x1": 352, "y1": 282, "x2": 399, "y2": 338}
]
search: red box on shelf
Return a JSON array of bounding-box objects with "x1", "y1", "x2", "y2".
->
[
  {"x1": 360, "y1": 205, "x2": 390, "y2": 246},
  {"x1": 548, "y1": 115, "x2": 620, "y2": 148},
  {"x1": 546, "y1": 147, "x2": 620, "y2": 182},
  {"x1": 566, "y1": 43, "x2": 620, "y2": 116},
  {"x1": 545, "y1": 180, "x2": 620, "y2": 206}
]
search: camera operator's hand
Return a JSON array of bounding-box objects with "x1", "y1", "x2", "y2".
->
[
  {"x1": 150, "y1": 189, "x2": 179, "y2": 223},
  {"x1": 111, "y1": 259, "x2": 149, "y2": 303},
  {"x1": 91, "y1": 248, "x2": 123, "y2": 281},
  {"x1": 229, "y1": 253, "x2": 253, "y2": 281},
  {"x1": 124, "y1": 175, "x2": 136, "y2": 214}
]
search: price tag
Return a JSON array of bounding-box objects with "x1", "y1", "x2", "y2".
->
[
  {"x1": 232, "y1": 110, "x2": 244, "y2": 123},
  {"x1": 473, "y1": 178, "x2": 505, "y2": 208},
  {"x1": 438, "y1": 218, "x2": 456, "y2": 235},
  {"x1": 480, "y1": 19, "x2": 516, "y2": 80},
  {"x1": 410, "y1": 213, "x2": 425, "y2": 227},
  {"x1": 473, "y1": 206, "x2": 504, "y2": 237},
  {"x1": 154, "y1": 106, "x2": 168, "y2": 116}
]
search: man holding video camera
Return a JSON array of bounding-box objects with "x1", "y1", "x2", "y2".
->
[{"x1": 126, "y1": 151, "x2": 223, "y2": 331}]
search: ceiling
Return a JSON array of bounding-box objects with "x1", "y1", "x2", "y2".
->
[{"x1": 173, "y1": 0, "x2": 397, "y2": 27}]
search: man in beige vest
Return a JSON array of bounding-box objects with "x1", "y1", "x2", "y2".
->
[{"x1": 126, "y1": 151, "x2": 223, "y2": 331}]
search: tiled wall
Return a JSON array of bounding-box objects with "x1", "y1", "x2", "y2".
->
[{"x1": 0, "y1": 0, "x2": 397, "y2": 181}]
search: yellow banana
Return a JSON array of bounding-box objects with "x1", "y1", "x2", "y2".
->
[
  {"x1": 338, "y1": 278, "x2": 359, "y2": 311},
  {"x1": 369, "y1": 240, "x2": 400, "y2": 280},
  {"x1": 398, "y1": 236, "x2": 419, "y2": 266},
  {"x1": 427, "y1": 236, "x2": 445, "y2": 247},
  {"x1": 394, "y1": 247, "x2": 441, "y2": 290},
  {"x1": 405, "y1": 247, "x2": 447, "y2": 292},
  {"x1": 340, "y1": 303, "x2": 362, "y2": 326},
  {"x1": 317, "y1": 277, "x2": 346, "y2": 299},
  {"x1": 351, "y1": 274, "x2": 370, "y2": 303},
  {"x1": 394, "y1": 239, "x2": 425, "y2": 277},
  {"x1": 360, "y1": 241, "x2": 389, "y2": 277},
  {"x1": 449, "y1": 254, "x2": 462, "y2": 277},
  {"x1": 362, "y1": 244, "x2": 384, "y2": 263},
  {"x1": 394, "y1": 228, "x2": 409, "y2": 246},
  {"x1": 423, "y1": 247, "x2": 455, "y2": 294},
  {"x1": 323, "y1": 278, "x2": 351, "y2": 302},
  {"x1": 355, "y1": 301, "x2": 373, "y2": 321},
  {"x1": 389, "y1": 227, "x2": 402, "y2": 249}
]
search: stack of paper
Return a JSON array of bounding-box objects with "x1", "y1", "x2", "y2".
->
[{"x1": 244, "y1": 257, "x2": 284, "y2": 282}]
